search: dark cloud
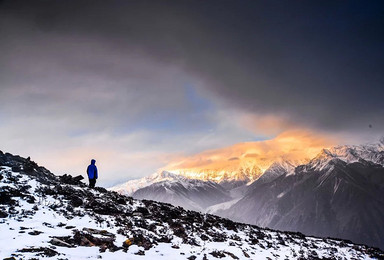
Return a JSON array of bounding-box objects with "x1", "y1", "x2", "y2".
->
[{"x1": 1, "y1": 0, "x2": 383, "y2": 135}]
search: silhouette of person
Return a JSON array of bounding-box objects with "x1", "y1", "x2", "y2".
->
[{"x1": 87, "y1": 159, "x2": 98, "y2": 188}]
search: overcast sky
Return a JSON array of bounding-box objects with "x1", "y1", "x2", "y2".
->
[{"x1": 1, "y1": 1, "x2": 383, "y2": 187}]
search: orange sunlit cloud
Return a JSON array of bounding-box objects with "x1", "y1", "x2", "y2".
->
[{"x1": 162, "y1": 129, "x2": 336, "y2": 182}]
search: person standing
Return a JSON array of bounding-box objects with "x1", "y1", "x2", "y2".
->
[{"x1": 87, "y1": 159, "x2": 98, "y2": 188}]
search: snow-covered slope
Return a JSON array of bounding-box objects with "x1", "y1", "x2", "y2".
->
[
  {"x1": 171, "y1": 164, "x2": 262, "y2": 185},
  {"x1": 111, "y1": 171, "x2": 232, "y2": 212},
  {"x1": 132, "y1": 176, "x2": 231, "y2": 212},
  {"x1": 307, "y1": 143, "x2": 384, "y2": 172},
  {"x1": 1, "y1": 150, "x2": 383, "y2": 260},
  {"x1": 256, "y1": 159, "x2": 306, "y2": 184},
  {"x1": 109, "y1": 171, "x2": 181, "y2": 196},
  {"x1": 110, "y1": 166, "x2": 261, "y2": 197}
]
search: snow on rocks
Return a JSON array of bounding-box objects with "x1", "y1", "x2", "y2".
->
[{"x1": 0, "y1": 151, "x2": 383, "y2": 259}]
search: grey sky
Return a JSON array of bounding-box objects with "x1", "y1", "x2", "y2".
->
[{"x1": 1, "y1": 1, "x2": 383, "y2": 186}]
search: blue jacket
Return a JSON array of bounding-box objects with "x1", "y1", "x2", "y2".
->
[{"x1": 87, "y1": 159, "x2": 98, "y2": 179}]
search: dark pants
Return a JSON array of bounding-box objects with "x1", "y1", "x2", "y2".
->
[{"x1": 89, "y1": 178, "x2": 96, "y2": 188}]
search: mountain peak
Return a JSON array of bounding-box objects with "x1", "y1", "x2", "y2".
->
[{"x1": 306, "y1": 143, "x2": 384, "y2": 172}]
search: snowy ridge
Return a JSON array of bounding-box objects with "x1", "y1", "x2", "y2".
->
[
  {"x1": 308, "y1": 143, "x2": 384, "y2": 172},
  {"x1": 1, "y1": 151, "x2": 383, "y2": 259},
  {"x1": 109, "y1": 171, "x2": 186, "y2": 196},
  {"x1": 170, "y1": 164, "x2": 262, "y2": 184},
  {"x1": 257, "y1": 158, "x2": 306, "y2": 184}
]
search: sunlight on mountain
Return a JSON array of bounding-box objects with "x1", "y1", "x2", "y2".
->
[{"x1": 163, "y1": 130, "x2": 335, "y2": 182}]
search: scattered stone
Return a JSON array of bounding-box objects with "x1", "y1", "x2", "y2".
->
[
  {"x1": 42, "y1": 222, "x2": 54, "y2": 228},
  {"x1": 134, "y1": 250, "x2": 145, "y2": 255},
  {"x1": 59, "y1": 174, "x2": 84, "y2": 185},
  {"x1": 210, "y1": 250, "x2": 226, "y2": 258},
  {"x1": 28, "y1": 230, "x2": 43, "y2": 236},
  {"x1": 17, "y1": 247, "x2": 59, "y2": 257},
  {"x1": 73, "y1": 229, "x2": 119, "y2": 252},
  {"x1": 0, "y1": 209, "x2": 8, "y2": 218},
  {"x1": 65, "y1": 225, "x2": 76, "y2": 229},
  {"x1": 70, "y1": 195, "x2": 83, "y2": 207},
  {"x1": 224, "y1": 251, "x2": 239, "y2": 259},
  {"x1": 242, "y1": 250, "x2": 250, "y2": 258},
  {"x1": 49, "y1": 238, "x2": 75, "y2": 248},
  {"x1": 83, "y1": 227, "x2": 115, "y2": 237},
  {"x1": 11, "y1": 166, "x2": 21, "y2": 172}
]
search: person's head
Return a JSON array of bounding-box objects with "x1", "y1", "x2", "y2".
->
[{"x1": 91, "y1": 159, "x2": 96, "y2": 165}]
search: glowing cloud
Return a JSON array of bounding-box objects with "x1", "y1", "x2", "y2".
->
[{"x1": 162, "y1": 129, "x2": 335, "y2": 182}]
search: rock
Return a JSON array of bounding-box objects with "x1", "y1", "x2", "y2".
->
[
  {"x1": 134, "y1": 250, "x2": 145, "y2": 255},
  {"x1": 242, "y1": 250, "x2": 250, "y2": 258},
  {"x1": 135, "y1": 206, "x2": 150, "y2": 216},
  {"x1": 70, "y1": 195, "x2": 83, "y2": 207},
  {"x1": 129, "y1": 233, "x2": 154, "y2": 250},
  {"x1": 11, "y1": 166, "x2": 21, "y2": 172},
  {"x1": 25, "y1": 195, "x2": 35, "y2": 204},
  {"x1": 0, "y1": 209, "x2": 8, "y2": 218},
  {"x1": 65, "y1": 225, "x2": 76, "y2": 229},
  {"x1": 28, "y1": 230, "x2": 43, "y2": 236},
  {"x1": 169, "y1": 221, "x2": 187, "y2": 238},
  {"x1": 23, "y1": 158, "x2": 38, "y2": 173},
  {"x1": 94, "y1": 187, "x2": 108, "y2": 193},
  {"x1": 0, "y1": 191, "x2": 15, "y2": 205},
  {"x1": 210, "y1": 250, "x2": 226, "y2": 258},
  {"x1": 224, "y1": 251, "x2": 239, "y2": 259},
  {"x1": 73, "y1": 229, "x2": 119, "y2": 252},
  {"x1": 49, "y1": 238, "x2": 75, "y2": 248},
  {"x1": 82, "y1": 227, "x2": 115, "y2": 237},
  {"x1": 59, "y1": 174, "x2": 84, "y2": 185},
  {"x1": 17, "y1": 247, "x2": 59, "y2": 257}
]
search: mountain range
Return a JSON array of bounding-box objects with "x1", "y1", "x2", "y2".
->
[
  {"x1": 2, "y1": 150, "x2": 383, "y2": 259},
  {"x1": 111, "y1": 142, "x2": 384, "y2": 249}
]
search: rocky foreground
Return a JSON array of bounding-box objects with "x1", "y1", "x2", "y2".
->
[{"x1": 0, "y1": 151, "x2": 383, "y2": 259}]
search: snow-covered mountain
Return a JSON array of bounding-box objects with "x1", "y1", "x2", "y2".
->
[
  {"x1": 110, "y1": 171, "x2": 186, "y2": 196},
  {"x1": 110, "y1": 166, "x2": 262, "y2": 196},
  {"x1": 1, "y1": 150, "x2": 383, "y2": 259},
  {"x1": 111, "y1": 171, "x2": 232, "y2": 211},
  {"x1": 109, "y1": 166, "x2": 263, "y2": 212},
  {"x1": 132, "y1": 174, "x2": 231, "y2": 212},
  {"x1": 256, "y1": 158, "x2": 306, "y2": 184},
  {"x1": 172, "y1": 164, "x2": 262, "y2": 187},
  {"x1": 307, "y1": 143, "x2": 384, "y2": 171},
  {"x1": 110, "y1": 158, "x2": 305, "y2": 212},
  {"x1": 216, "y1": 143, "x2": 384, "y2": 250}
]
